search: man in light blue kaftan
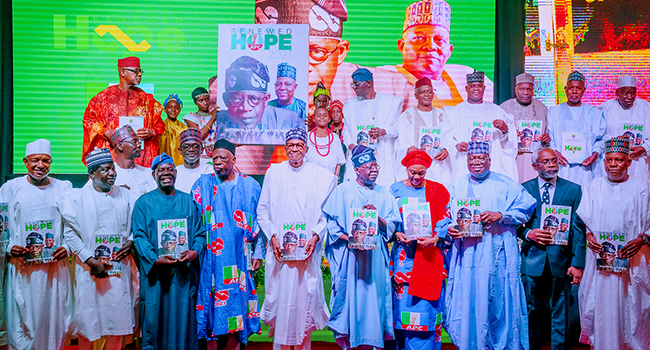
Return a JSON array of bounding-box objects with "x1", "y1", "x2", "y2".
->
[
  {"x1": 192, "y1": 139, "x2": 262, "y2": 348},
  {"x1": 322, "y1": 145, "x2": 401, "y2": 349},
  {"x1": 444, "y1": 141, "x2": 536, "y2": 350},
  {"x1": 132, "y1": 153, "x2": 206, "y2": 350},
  {"x1": 547, "y1": 71, "x2": 606, "y2": 186}
]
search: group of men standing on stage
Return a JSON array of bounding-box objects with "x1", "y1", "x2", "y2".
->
[{"x1": 1, "y1": 48, "x2": 650, "y2": 350}]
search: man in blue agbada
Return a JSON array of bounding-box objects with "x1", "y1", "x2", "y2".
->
[
  {"x1": 132, "y1": 152, "x2": 206, "y2": 350},
  {"x1": 444, "y1": 141, "x2": 536, "y2": 350},
  {"x1": 322, "y1": 145, "x2": 401, "y2": 349},
  {"x1": 192, "y1": 139, "x2": 262, "y2": 348}
]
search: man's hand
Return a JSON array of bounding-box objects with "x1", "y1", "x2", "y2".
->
[
  {"x1": 136, "y1": 128, "x2": 155, "y2": 140},
  {"x1": 270, "y1": 235, "x2": 283, "y2": 262},
  {"x1": 448, "y1": 226, "x2": 463, "y2": 239},
  {"x1": 369, "y1": 127, "x2": 387, "y2": 139},
  {"x1": 155, "y1": 255, "x2": 176, "y2": 266},
  {"x1": 586, "y1": 231, "x2": 601, "y2": 254},
  {"x1": 481, "y1": 211, "x2": 503, "y2": 224},
  {"x1": 582, "y1": 152, "x2": 599, "y2": 167},
  {"x1": 555, "y1": 150, "x2": 568, "y2": 166},
  {"x1": 10, "y1": 245, "x2": 28, "y2": 257},
  {"x1": 119, "y1": 184, "x2": 131, "y2": 190},
  {"x1": 340, "y1": 234, "x2": 349, "y2": 242},
  {"x1": 527, "y1": 228, "x2": 553, "y2": 245},
  {"x1": 417, "y1": 236, "x2": 439, "y2": 248},
  {"x1": 493, "y1": 119, "x2": 508, "y2": 133},
  {"x1": 456, "y1": 142, "x2": 468, "y2": 152},
  {"x1": 305, "y1": 234, "x2": 320, "y2": 259},
  {"x1": 540, "y1": 133, "x2": 551, "y2": 144},
  {"x1": 395, "y1": 231, "x2": 411, "y2": 244},
  {"x1": 53, "y1": 247, "x2": 68, "y2": 261},
  {"x1": 178, "y1": 249, "x2": 198, "y2": 262},
  {"x1": 620, "y1": 236, "x2": 645, "y2": 259},
  {"x1": 348, "y1": 144, "x2": 356, "y2": 154},
  {"x1": 251, "y1": 258, "x2": 262, "y2": 271},
  {"x1": 362, "y1": 204, "x2": 377, "y2": 210},
  {"x1": 567, "y1": 266, "x2": 583, "y2": 284},
  {"x1": 433, "y1": 149, "x2": 449, "y2": 161},
  {"x1": 116, "y1": 240, "x2": 134, "y2": 260},
  {"x1": 630, "y1": 146, "x2": 646, "y2": 161},
  {"x1": 87, "y1": 257, "x2": 108, "y2": 279}
]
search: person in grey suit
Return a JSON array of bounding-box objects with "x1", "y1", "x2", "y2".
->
[{"x1": 518, "y1": 147, "x2": 586, "y2": 350}]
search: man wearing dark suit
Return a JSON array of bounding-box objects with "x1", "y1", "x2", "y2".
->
[{"x1": 518, "y1": 147, "x2": 586, "y2": 350}]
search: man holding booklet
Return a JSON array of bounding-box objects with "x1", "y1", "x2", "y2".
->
[
  {"x1": 444, "y1": 141, "x2": 536, "y2": 350},
  {"x1": 518, "y1": 147, "x2": 586, "y2": 350},
  {"x1": 257, "y1": 127, "x2": 337, "y2": 350}
]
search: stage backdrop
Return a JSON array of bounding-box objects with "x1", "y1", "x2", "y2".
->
[
  {"x1": 524, "y1": 0, "x2": 650, "y2": 107},
  {"x1": 12, "y1": 0, "x2": 495, "y2": 173}
]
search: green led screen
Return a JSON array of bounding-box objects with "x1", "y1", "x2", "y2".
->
[{"x1": 12, "y1": 0, "x2": 495, "y2": 173}]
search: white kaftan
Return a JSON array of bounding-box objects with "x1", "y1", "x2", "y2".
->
[
  {"x1": 394, "y1": 106, "x2": 453, "y2": 185},
  {"x1": 0, "y1": 176, "x2": 73, "y2": 350},
  {"x1": 175, "y1": 162, "x2": 213, "y2": 194},
  {"x1": 599, "y1": 98, "x2": 650, "y2": 178},
  {"x1": 577, "y1": 176, "x2": 650, "y2": 350},
  {"x1": 342, "y1": 93, "x2": 403, "y2": 187},
  {"x1": 305, "y1": 132, "x2": 346, "y2": 176},
  {"x1": 114, "y1": 163, "x2": 156, "y2": 198},
  {"x1": 257, "y1": 162, "x2": 336, "y2": 349},
  {"x1": 445, "y1": 101, "x2": 519, "y2": 181},
  {"x1": 58, "y1": 182, "x2": 135, "y2": 342}
]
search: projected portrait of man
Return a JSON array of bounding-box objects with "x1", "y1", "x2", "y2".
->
[
  {"x1": 269, "y1": 62, "x2": 308, "y2": 120},
  {"x1": 351, "y1": 219, "x2": 368, "y2": 244},
  {"x1": 282, "y1": 231, "x2": 298, "y2": 255},
  {"x1": 543, "y1": 215, "x2": 560, "y2": 238},
  {"x1": 26, "y1": 232, "x2": 44, "y2": 260},
  {"x1": 158, "y1": 230, "x2": 177, "y2": 256},
  {"x1": 520, "y1": 128, "x2": 533, "y2": 149},
  {"x1": 597, "y1": 242, "x2": 617, "y2": 267},
  {"x1": 367, "y1": 221, "x2": 377, "y2": 236},
  {"x1": 94, "y1": 245, "x2": 113, "y2": 271},
  {"x1": 420, "y1": 134, "x2": 434, "y2": 153},
  {"x1": 456, "y1": 207, "x2": 471, "y2": 233}
]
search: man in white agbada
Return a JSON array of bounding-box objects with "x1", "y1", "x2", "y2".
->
[
  {"x1": 598, "y1": 75, "x2": 650, "y2": 178},
  {"x1": 59, "y1": 148, "x2": 135, "y2": 350},
  {"x1": 0, "y1": 139, "x2": 73, "y2": 350},
  {"x1": 577, "y1": 137, "x2": 650, "y2": 350},
  {"x1": 174, "y1": 128, "x2": 213, "y2": 193},
  {"x1": 110, "y1": 125, "x2": 156, "y2": 197},
  {"x1": 257, "y1": 127, "x2": 336, "y2": 350},
  {"x1": 343, "y1": 68, "x2": 403, "y2": 187},
  {"x1": 500, "y1": 72, "x2": 550, "y2": 183},
  {"x1": 395, "y1": 76, "x2": 453, "y2": 185},
  {"x1": 547, "y1": 71, "x2": 606, "y2": 186},
  {"x1": 445, "y1": 70, "x2": 519, "y2": 180}
]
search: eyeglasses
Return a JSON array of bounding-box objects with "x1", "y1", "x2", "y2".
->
[
  {"x1": 467, "y1": 156, "x2": 489, "y2": 163},
  {"x1": 309, "y1": 46, "x2": 338, "y2": 64},
  {"x1": 120, "y1": 138, "x2": 141, "y2": 146},
  {"x1": 124, "y1": 68, "x2": 144, "y2": 75},
  {"x1": 350, "y1": 81, "x2": 368, "y2": 89},
  {"x1": 359, "y1": 164, "x2": 380, "y2": 170},
  {"x1": 285, "y1": 143, "x2": 306, "y2": 150},
  {"x1": 536, "y1": 159, "x2": 558, "y2": 165},
  {"x1": 226, "y1": 93, "x2": 265, "y2": 107},
  {"x1": 181, "y1": 144, "x2": 201, "y2": 151}
]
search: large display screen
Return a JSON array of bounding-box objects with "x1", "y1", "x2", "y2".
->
[
  {"x1": 13, "y1": 0, "x2": 495, "y2": 173},
  {"x1": 524, "y1": 0, "x2": 650, "y2": 107}
]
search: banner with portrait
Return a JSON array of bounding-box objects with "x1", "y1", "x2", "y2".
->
[{"x1": 216, "y1": 24, "x2": 309, "y2": 145}]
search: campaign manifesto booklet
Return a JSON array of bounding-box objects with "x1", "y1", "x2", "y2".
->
[
  {"x1": 157, "y1": 218, "x2": 189, "y2": 259},
  {"x1": 452, "y1": 197, "x2": 483, "y2": 238},
  {"x1": 540, "y1": 204, "x2": 571, "y2": 246},
  {"x1": 348, "y1": 208, "x2": 378, "y2": 250}
]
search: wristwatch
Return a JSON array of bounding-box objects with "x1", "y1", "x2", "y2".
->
[{"x1": 642, "y1": 234, "x2": 650, "y2": 245}]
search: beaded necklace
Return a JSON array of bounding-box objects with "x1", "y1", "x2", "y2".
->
[{"x1": 309, "y1": 128, "x2": 334, "y2": 157}]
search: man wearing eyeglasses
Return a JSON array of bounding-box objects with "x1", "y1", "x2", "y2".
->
[
  {"x1": 83, "y1": 56, "x2": 165, "y2": 167},
  {"x1": 174, "y1": 128, "x2": 213, "y2": 194},
  {"x1": 216, "y1": 56, "x2": 302, "y2": 145},
  {"x1": 111, "y1": 125, "x2": 157, "y2": 198}
]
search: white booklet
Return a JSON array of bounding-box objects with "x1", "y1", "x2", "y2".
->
[
  {"x1": 157, "y1": 218, "x2": 189, "y2": 259},
  {"x1": 517, "y1": 120, "x2": 543, "y2": 153},
  {"x1": 418, "y1": 126, "x2": 443, "y2": 157},
  {"x1": 540, "y1": 205, "x2": 571, "y2": 245},
  {"x1": 596, "y1": 232, "x2": 628, "y2": 273},
  {"x1": 23, "y1": 220, "x2": 56, "y2": 265},
  {"x1": 451, "y1": 198, "x2": 483, "y2": 237},
  {"x1": 280, "y1": 221, "x2": 308, "y2": 261},
  {"x1": 561, "y1": 132, "x2": 587, "y2": 163},
  {"x1": 400, "y1": 198, "x2": 433, "y2": 240},
  {"x1": 348, "y1": 208, "x2": 378, "y2": 250},
  {"x1": 93, "y1": 234, "x2": 123, "y2": 276}
]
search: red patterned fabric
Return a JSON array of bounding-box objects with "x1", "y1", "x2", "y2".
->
[{"x1": 82, "y1": 85, "x2": 164, "y2": 167}]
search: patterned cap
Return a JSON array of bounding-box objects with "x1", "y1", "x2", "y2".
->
[
  {"x1": 180, "y1": 128, "x2": 202, "y2": 145},
  {"x1": 94, "y1": 245, "x2": 111, "y2": 258},
  {"x1": 286, "y1": 127, "x2": 308, "y2": 143},
  {"x1": 46, "y1": 233, "x2": 54, "y2": 239},
  {"x1": 467, "y1": 141, "x2": 490, "y2": 155},
  {"x1": 561, "y1": 218, "x2": 569, "y2": 224},
  {"x1": 254, "y1": 0, "x2": 348, "y2": 38},
  {"x1": 110, "y1": 125, "x2": 137, "y2": 145},
  {"x1": 369, "y1": 221, "x2": 377, "y2": 227},
  {"x1": 604, "y1": 137, "x2": 630, "y2": 154},
  {"x1": 151, "y1": 152, "x2": 175, "y2": 171},
  {"x1": 544, "y1": 215, "x2": 559, "y2": 228},
  {"x1": 466, "y1": 70, "x2": 485, "y2": 84},
  {"x1": 623, "y1": 131, "x2": 635, "y2": 140},
  {"x1": 299, "y1": 233, "x2": 307, "y2": 239},
  {"x1": 86, "y1": 148, "x2": 114, "y2": 169},
  {"x1": 277, "y1": 62, "x2": 297, "y2": 80},
  {"x1": 521, "y1": 128, "x2": 533, "y2": 138},
  {"x1": 161, "y1": 229, "x2": 177, "y2": 242},
  {"x1": 163, "y1": 94, "x2": 183, "y2": 108},
  {"x1": 26, "y1": 232, "x2": 44, "y2": 246},
  {"x1": 567, "y1": 71, "x2": 585, "y2": 83},
  {"x1": 351, "y1": 145, "x2": 377, "y2": 167},
  {"x1": 314, "y1": 82, "x2": 331, "y2": 100},
  {"x1": 421, "y1": 134, "x2": 434, "y2": 145},
  {"x1": 357, "y1": 131, "x2": 370, "y2": 143},
  {"x1": 638, "y1": 133, "x2": 643, "y2": 138},
  {"x1": 224, "y1": 56, "x2": 270, "y2": 93},
  {"x1": 352, "y1": 219, "x2": 367, "y2": 231},
  {"x1": 473, "y1": 209, "x2": 481, "y2": 215},
  {"x1": 471, "y1": 128, "x2": 484, "y2": 138},
  {"x1": 515, "y1": 72, "x2": 535, "y2": 85},
  {"x1": 113, "y1": 246, "x2": 120, "y2": 252},
  {"x1": 406, "y1": 213, "x2": 421, "y2": 225},
  {"x1": 423, "y1": 214, "x2": 430, "y2": 219},
  {"x1": 192, "y1": 87, "x2": 209, "y2": 103},
  {"x1": 457, "y1": 207, "x2": 471, "y2": 220},
  {"x1": 534, "y1": 130, "x2": 540, "y2": 135},
  {"x1": 179, "y1": 231, "x2": 187, "y2": 237},
  {"x1": 352, "y1": 68, "x2": 373, "y2": 82},
  {"x1": 601, "y1": 241, "x2": 616, "y2": 254},
  {"x1": 283, "y1": 231, "x2": 298, "y2": 243},
  {"x1": 403, "y1": 0, "x2": 451, "y2": 33},
  {"x1": 330, "y1": 99, "x2": 344, "y2": 111}
]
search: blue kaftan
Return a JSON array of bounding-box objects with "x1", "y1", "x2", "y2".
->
[
  {"x1": 192, "y1": 173, "x2": 261, "y2": 344},
  {"x1": 322, "y1": 179, "x2": 401, "y2": 349},
  {"x1": 443, "y1": 172, "x2": 536, "y2": 350}
]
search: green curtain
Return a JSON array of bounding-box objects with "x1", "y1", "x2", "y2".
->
[
  {"x1": 1, "y1": 1, "x2": 13, "y2": 185},
  {"x1": 494, "y1": 0, "x2": 526, "y2": 104}
]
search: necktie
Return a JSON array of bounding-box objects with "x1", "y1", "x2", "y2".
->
[{"x1": 542, "y1": 182, "x2": 551, "y2": 205}]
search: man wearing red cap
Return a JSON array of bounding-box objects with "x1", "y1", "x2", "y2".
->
[
  {"x1": 82, "y1": 56, "x2": 165, "y2": 167},
  {"x1": 389, "y1": 150, "x2": 451, "y2": 350},
  {"x1": 396, "y1": 77, "x2": 453, "y2": 185}
]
